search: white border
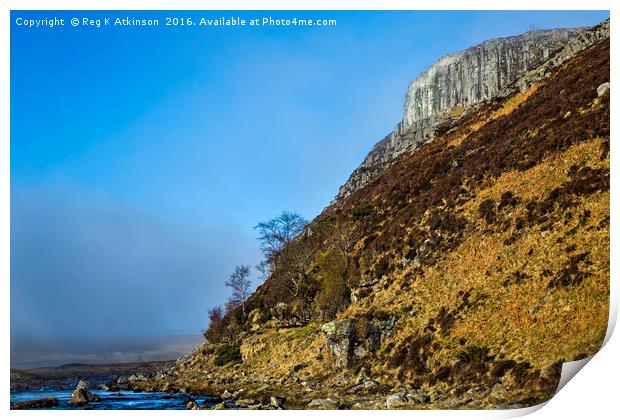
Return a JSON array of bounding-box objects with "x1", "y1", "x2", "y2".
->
[{"x1": 1, "y1": 2, "x2": 617, "y2": 420}]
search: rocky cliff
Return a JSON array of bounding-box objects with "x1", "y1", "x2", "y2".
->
[
  {"x1": 134, "y1": 20, "x2": 610, "y2": 410},
  {"x1": 334, "y1": 20, "x2": 609, "y2": 203},
  {"x1": 132, "y1": 17, "x2": 610, "y2": 409}
]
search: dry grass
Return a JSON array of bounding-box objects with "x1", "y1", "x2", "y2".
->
[
  {"x1": 167, "y1": 38, "x2": 609, "y2": 410},
  {"x1": 344, "y1": 137, "x2": 608, "y2": 376},
  {"x1": 447, "y1": 83, "x2": 541, "y2": 148}
]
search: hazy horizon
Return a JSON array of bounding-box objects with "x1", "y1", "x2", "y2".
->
[{"x1": 11, "y1": 334, "x2": 204, "y2": 369}]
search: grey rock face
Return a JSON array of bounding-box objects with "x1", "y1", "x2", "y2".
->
[
  {"x1": 402, "y1": 29, "x2": 582, "y2": 130},
  {"x1": 333, "y1": 20, "x2": 609, "y2": 204},
  {"x1": 321, "y1": 316, "x2": 396, "y2": 368},
  {"x1": 321, "y1": 319, "x2": 355, "y2": 368}
]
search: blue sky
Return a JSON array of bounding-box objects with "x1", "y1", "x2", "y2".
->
[{"x1": 10, "y1": 10, "x2": 609, "y2": 349}]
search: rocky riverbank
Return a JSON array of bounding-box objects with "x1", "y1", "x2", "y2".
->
[
  {"x1": 126, "y1": 339, "x2": 560, "y2": 410},
  {"x1": 10, "y1": 360, "x2": 172, "y2": 392}
]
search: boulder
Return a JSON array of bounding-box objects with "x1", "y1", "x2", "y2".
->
[
  {"x1": 363, "y1": 380, "x2": 380, "y2": 391},
  {"x1": 186, "y1": 399, "x2": 200, "y2": 410},
  {"x1": 247, "y1": 308, "x2": 264, "y2": 331},
  {"x1": 348, "y1": 379, "x2": 380, "y2": 394},
  {"x1": 269, "y1": 395, "x2": 285, "y2": 409},
  {"x1": 385, "y1": 392, "x2": 408, "y2": 409},
  {"x1": 351, "y1": 400, "x2": 382, "y2": 409},
  {"x1": 407, "y1": 389, "x2": 431, "y2": 404},
  {"x1": 76, "y1": 379, "x2": 93, "y2": 389},
  {"x1": 221, "y1": 390, "x2": 232, "y2": 399},
  {"x1": 231, "y1": 388, "x2": 245, "y2": 399},
  {"x1": 70, "y1": 388, "x2": 101, "y2": 404},
  {"x1": 385, "y1": 390, "x2": 429, "y2": 408},
  {"x1": 321, "y1": 317, "x2": 396, "y2": 368},
  {"x1": 307, "y1": 398, "x2": 337, "y2": 409},
  {"x1": 13, "y1": 397, "x2": 59, "y2": 409}
]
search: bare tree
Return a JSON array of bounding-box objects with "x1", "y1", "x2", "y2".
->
[
  {"x1": 278, "y1": 239, "x2": 314, "y2": 297},
  {"x1": 255, "y1": 260, "x2": 271, "y2": 282},
  {"x1": 255, "y1": 211, "x2": 307, "y2": 262},
  {"x1": 225, "y1": 265, "x2": 252, "y2": 316}
]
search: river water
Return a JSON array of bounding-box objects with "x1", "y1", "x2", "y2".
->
[{"x1": 10, "y1": 389, "x2": 213, "y2": 410}]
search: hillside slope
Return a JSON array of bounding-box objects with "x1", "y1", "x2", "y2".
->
[
  {"x1": 135, "y1": 26, "x2": 610, "y2": 410},
  {"x1": 335, "y1": 20, "x2": 609, "y2": 202}
]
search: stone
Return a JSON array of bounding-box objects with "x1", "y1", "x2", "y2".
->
[
  {"x1": 13, "y1": 397, "x2": 59, "y2": 409},
  {"x1": 407, "y1": 389, "x2": 431, "y2": 404},
  {"x1": 235, "y1": 398, "x2": 258, "y2": 407},
  {"x1": 347, "y1": 379, "x2": 380, "y2": 394},
  {"x1": 98, "y1": 384, "x2": 110, "y2": 391},
  {"x1": 597, "y1": 82, "x2": 610, "y2": 97},
  {"x1": 322, "y1": 317, "x2": 396, "y2": 368},
  {"x1": 307, "y1": 398, "x2": 337, "y2": 409},
  {"x1": 351, "y1": 400, "x2": 381, "y2": 409},
  {"x1": 247, "y1": 308, "x2": 264, "y2": 331},
  {"x1": 221, "y1": 390, "x2": 232, "y2": 399},
  {"x1": 385, "y1": 392, "x2": 408, "y2": 409},
  {"x1": 363, "y1": 380, "x2": 380, "y2": 391},
  {"x1": 269, "y1": 395, "x2": 285, "y2": 408},
  {"x1": 186, "y1": 399, "x2": 200, "y2": 410},
  {"x1": 70, "y1": 388, "x2": 101, "y2": 404},
  {"x1": 232, "y1": 388, "x2": 245, "y2": 399},
  {"x1": 76, "y1": 379, "x2": 92, "y2": 389},
  {"x1": 213, "y1": 402, "x2": 227, "y2": 410}
]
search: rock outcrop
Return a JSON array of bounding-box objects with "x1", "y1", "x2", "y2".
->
[
  {"x1": 76, "y1": 379, "x2": 92, "y2": 389},
  {"x1": 321, "y1": 316, "x2": 397, "y2": 368},
  {"x1": 70, "y1": 388, "x2": 101, "y2": 404},
  {"x1": 333, "y1": 20, "x2": 609, "y2": 203},
  {"x1": 12, "y1": 397, "x2": 59, "y2": 409}
]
